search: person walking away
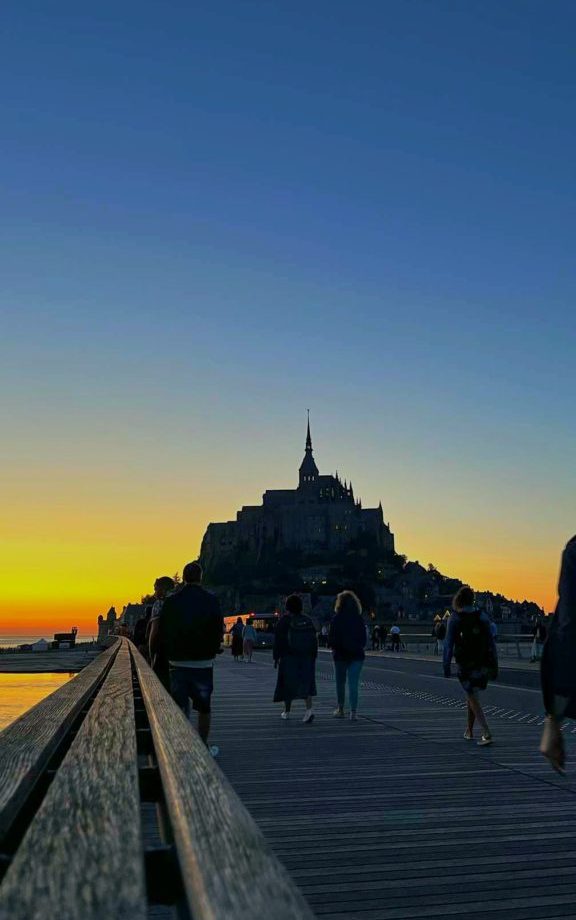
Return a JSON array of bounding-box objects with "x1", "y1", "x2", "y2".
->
[
  {"x1": 380, "y1": 624, "x2": 388, "y2": 649},
  {"x1": 230, "y1": 617, "x2": 244, "y2": 660},
  {"x1": 434, "y1": 619, "x2": 447, "y2": 656},
  {"x1": 273, "y1": 594, "x2": 317, "y2": 723},
  {"x1": 320, "y1": 623, "x2": 329, "y2": 648},
  {"x1": 541, "y1": 537, "x2": 576, "y2": 774},
  {"x1": 133, "y1": 605, "x2": 152, "y2": 658},
  {"x1": 390, "y1": 624, "x2": 401, "y2": 651},
  {"x1": 531, "y1": 619, "x2": 547, "y2": 663},
  {"x1": 147, "y1": 576, "x2": 176, "y2": 690},
  {"x1": 444, "y1": 586, "x2": 498, "y2": 746},
  {"x1": 371, "y1": 624, "x2": 381, "y2": 651},
  {"x1": 157, "y1": 562, "x2": 224, "y2": 756},
  {"x1": 242, "y1": 618, "x2": 257, "y2": 661},
  {"x1": 329, "y1": 591, "x2": 367, "y2": 720}
]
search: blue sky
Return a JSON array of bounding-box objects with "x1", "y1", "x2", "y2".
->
[{"x1": 1, "y1": 0, "x2": 575, "y2": 619}]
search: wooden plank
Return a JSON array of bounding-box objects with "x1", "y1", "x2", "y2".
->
[
  {"x1": 0, "y1": 639, "x2": 146, "y2": 920},
  {"x1": 132, "y1": 644, "x2": 314, "y2": 920},
  {"x1": 212, "y1": 652, "x2": 576, "y2": 920},
  {"x1": 0, "y1": 641, "x2": 118, "y2": 842}
]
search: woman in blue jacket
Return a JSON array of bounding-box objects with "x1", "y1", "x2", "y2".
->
[
  {"x1": 444, "y1": 586, "x2": 498, "y2": 746},
  {"x1": 328, "y1": 591, "x2": 367, "y2": 721}
]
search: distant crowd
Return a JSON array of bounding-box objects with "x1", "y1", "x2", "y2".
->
[{"x1": 120, "y1": 535, "x2": 576, "y2": 773}]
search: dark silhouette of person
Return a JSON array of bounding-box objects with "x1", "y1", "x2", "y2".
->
[
  {"x1": 273, "y1": 594, "x2": 317, "y2": 723},
  {"x1": 541, "y1": 536, "x2": 576, "y2": 773},
  {"x1": 147, "y1": 576, "x2": 176, "y2": 689},
  {"x1": 230, "y1": 617, "x2": 244, "y2": 660},
  {"x1": 153, "y1": 562, "x2": 223, "y2": 754}
]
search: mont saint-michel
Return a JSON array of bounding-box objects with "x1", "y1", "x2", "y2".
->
[
  {"x1": 199, "y1": 420, "x2": 541, "y2": 626},
  {"x1": 201, "y1": 417, "x2": 394, "y2": 573}
]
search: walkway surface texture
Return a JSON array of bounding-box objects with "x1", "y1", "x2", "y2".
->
[{"x1": 214, "y1": 650, "x2": 576, "y2": 920}]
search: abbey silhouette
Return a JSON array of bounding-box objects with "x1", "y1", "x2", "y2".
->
[{"x1": 200, "y1": 416, "x2": 394, "y2": 577}]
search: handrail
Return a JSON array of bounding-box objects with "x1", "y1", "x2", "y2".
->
[
  {"x1": 0, "y1": 638, "x2": 313, "y2": 920},
  {"x1": 0, "y1": 640, "x2": 119, "y2": 844},
  {"x1": 131, "y1": 643, "x2": 314, "y2": 920},
  {"x1": 0, "y1": 640, "x2": 146, "y2": 920}
]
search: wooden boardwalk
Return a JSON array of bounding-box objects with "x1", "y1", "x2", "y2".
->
[{"x1": 214, "y1": 652, "x2": 576, "y2": 920}]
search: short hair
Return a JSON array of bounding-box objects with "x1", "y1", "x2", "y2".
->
[
  {"x1": 154, "y1": 576, "x2": 175, "y2": 592},
  {"x1": 286, "y1": 594, "x2": 303, "y2": 614},
  {"x1": 453, "y1": 586, "x2": 474, "y2": 611},
  {"x1": 183, "y1": 561, "x2": 202, "y2": 584},
  {"x1": 335, "y1": 590, "x2": 362, "y2": 616}
]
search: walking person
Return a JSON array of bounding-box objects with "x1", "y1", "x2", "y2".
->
[
  {"x1": 273, "y1": 594, "x2": 317, "y2": 723},
  {"x1": 147, "y1": 575, "x2": 176, "y2": 689},
  {"x1": 530, "y1": 619, "x2": 547, "y2": 663},
  {"x1": 434, "y1": 618, "x2": 447, "y2": 656},
  {"x1": 443, "y1": 586, "x2": 498, "y2": 746},
  {"x1": 371, "y1": 624, "x2": 381, "y2": 651},
  {"x1": 242, "y1": 618, "x2": 257, "y2": 662},
  {"x1": 154, "y1": 561, "x2": 223, "y2": 755},
  {"x1": 133, "y1": 604, "x2": 153, "y2": 658},
  {"x1": 541, "y1": 536, "x2": 576, "y2": 774},
  {"x1": 329, "y1": 591, "x2": 367, "y2": 720},
  {"x1": 230, "y1": 617, "x2": 244, "y2": 661},
  {"x1": 390, "y1": 624, "x2": 402, "y2": 651}
]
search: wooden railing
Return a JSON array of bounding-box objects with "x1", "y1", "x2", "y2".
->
[{"x1": 0, "y1": 638, "x2": 313, "y2": 920}]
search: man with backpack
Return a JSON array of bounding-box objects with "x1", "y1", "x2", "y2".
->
[
  {"x1": 273, "y1": 594, "x2": 318, "y2": 723},
  {"x1": 443, "y1": 586, "x2": 498, "y2": 746},
  {"x1": 155, "y1": 561, "x2": 224, "y2": 755}
]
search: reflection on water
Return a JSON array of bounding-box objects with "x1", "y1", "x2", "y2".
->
[{"x1": 0, "y1": 673, "x2": 74, "y2": 731}]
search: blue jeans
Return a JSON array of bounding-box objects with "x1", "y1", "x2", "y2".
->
[{"x1": 334, "y1": 659, "x2": 364, "y2": 711}]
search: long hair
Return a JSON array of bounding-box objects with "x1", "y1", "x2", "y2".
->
[{"x1": 335, "y1": 590, "x2": 362, "y2": 616}]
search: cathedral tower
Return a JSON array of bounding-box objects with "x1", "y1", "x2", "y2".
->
[{"x1": 299, "y1": 413, "x2": 319, "y2": 486}]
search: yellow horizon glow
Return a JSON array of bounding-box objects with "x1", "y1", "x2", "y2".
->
[
  {"x1": 0, "y1": 451, "x2": 562, "y2": 637},
  {"x1": 0, "y1": 530, "x2": 559, "y2": 637}
]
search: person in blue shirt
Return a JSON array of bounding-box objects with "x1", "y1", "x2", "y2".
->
[{"x1": 444, "y1": 586, "x2": 498, "y2": 746}]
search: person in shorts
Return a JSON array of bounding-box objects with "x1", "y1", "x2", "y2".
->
[
  {"x1": 443, "y1": 586, "x2": 498, "y2": 746},
  {"x1": 157, "y1": 561, "x2": 224, "y2": 753}
]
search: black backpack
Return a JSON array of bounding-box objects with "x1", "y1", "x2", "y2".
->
[
  {"x1": 454, "y1": 612, "x2": 492, "y2": 670},
  {"x1": 288, "y1": 614, "x2": 317, "y2": 657}
]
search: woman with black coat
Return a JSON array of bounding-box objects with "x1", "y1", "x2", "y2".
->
[{"x1": 273, "y1": 594, "x2": 318, "y2": 723}]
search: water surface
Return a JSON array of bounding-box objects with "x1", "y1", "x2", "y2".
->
[{"x1": 0, "y1": 673, "x2": 73, "y2": 731}]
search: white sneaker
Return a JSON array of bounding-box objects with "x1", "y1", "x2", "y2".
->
[
  {"x1": 208, "y1": 745, "x2": 220, "y2": 757},
  {"x1": 302, "y1": 709, "x2": 314, "y2": 724},
  {"x1": 463, "y1": 730, "x2": 473, "y2": 741},
  {"x1": 333, "y1": 708, "x2": 345, "y2": 718},
  {"x1": 281, "y1": 711, "x2": 290, "y2": 720},
  {"x1": 478, "y1": 735, "x2": 493, "y2": 746},
  {"x1": 350, "y1": 711, "x2": 358, "y2": 721}
]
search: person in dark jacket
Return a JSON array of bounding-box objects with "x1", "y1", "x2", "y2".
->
[
  {"x1": 230, "y1": 617, "x2": 244, "y2": 660},
  {"x1": 153, "y1": 561, "x2": 223, "y2": 753},
  {"x1": 444, "y1": 586, "x2": 498, "y2": 746},
  {"x1": 147, "y1": 575, "x2": 176, "y2": 689},
  {"x1": 329, "y1": 591, "x2": 367, "y2": 720},
  {"x1": 273, "y1": 594, "x2": 317, "y2": 723},
  {"x1": 540, "y1": 536, "x2": 576, "y2": 774},
  {"x1": 133, "y1": 605, "x2": 152, "y2": 657}
]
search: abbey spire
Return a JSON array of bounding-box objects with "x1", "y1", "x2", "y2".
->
[{"x1": 299, "y1": 411, "x2": 319, "y2": 485}]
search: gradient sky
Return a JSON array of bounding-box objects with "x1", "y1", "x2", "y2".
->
[{"x1": 2, "y1": 1, "x2": 575, "y2": 634}]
